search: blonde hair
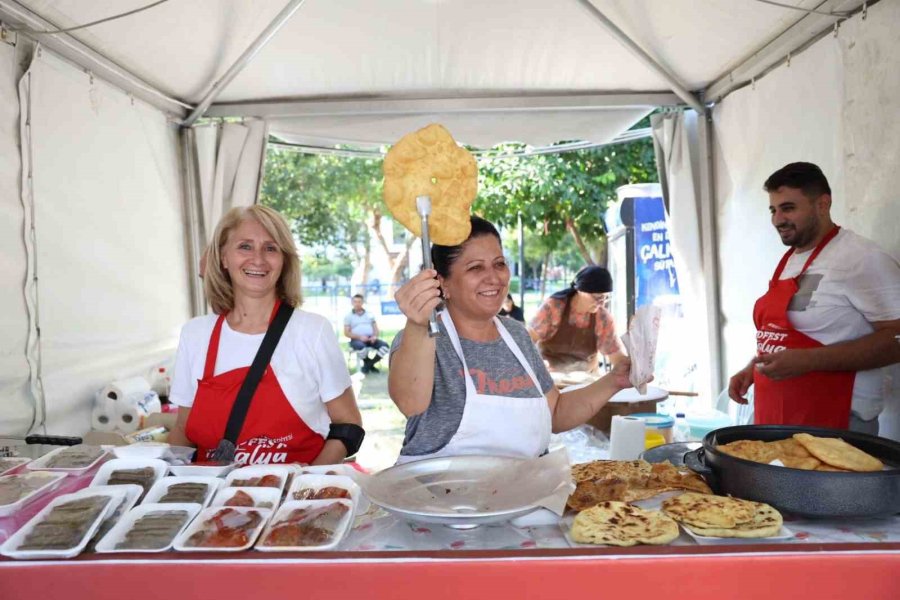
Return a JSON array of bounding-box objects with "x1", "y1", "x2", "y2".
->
[{"x1": 204, "y1": 205, "x2": 302, "y2": 314}]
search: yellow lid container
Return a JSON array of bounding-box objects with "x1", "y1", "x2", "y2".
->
[{"x1": 644, "y1": 431, "x2": 666, "y2": 450}]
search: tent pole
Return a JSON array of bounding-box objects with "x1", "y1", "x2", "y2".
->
[
  {"x1": 178, "y1": 128, "x2": 204, "y2": 317},
  {"x1": 574, "y1": 0, "x2": 705, "y2": 113},
  {"x1": 0, "y1": 0, "x2": 188, "y2": 117},
  {"x1": 697, "y1": 109, "x2": 724, "y2": 398},
  {"x1": 182, "y1": 0, "x2": 307, "y2": 126}
]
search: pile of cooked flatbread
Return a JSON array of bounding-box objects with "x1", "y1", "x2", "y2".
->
[
  {"x1": 661, "y1": 492, "x2": 783, "y2": 538},
  {"x1": 567, "y1": 459, "x2": 712, "y2": 511},
  {"x1": 717, "y1": 433, "x2": 884, "y2": 472},
  {"x1": 570, "y1": 501, "x2": 679, "y2": 546}
]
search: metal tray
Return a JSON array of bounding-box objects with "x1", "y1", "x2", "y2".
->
[
  {"x1": 363, "y1": 456, "x2": 556, "y2": 529},
  {"x1": 639, "y1": 442, "x2": 702, "y2": 466}
]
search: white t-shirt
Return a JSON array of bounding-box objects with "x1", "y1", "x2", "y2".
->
[
  {"x1": 170, "y1": 309, "x2": 352, "y2": 438},
  {"x1": 780, "y1": 228, "x2": 900, "y2": 420}
]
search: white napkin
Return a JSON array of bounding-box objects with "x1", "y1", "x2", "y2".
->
[{"x1": 620, "y1": 305, "x2": 661, "y2": 394}]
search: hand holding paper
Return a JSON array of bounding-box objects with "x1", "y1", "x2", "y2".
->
[{"x1": 620, "y1": 305, "x2": 661, "y2": 394}]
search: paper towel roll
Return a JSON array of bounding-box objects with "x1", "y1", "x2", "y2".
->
[
  {"x1": 100, "y1": 376, "x2": 151, "y2": 403},
  {"x1": 91, "y1": 401, "x2": 117, "y2": 432},
  {"x1": 609, "y1": 416, "x2": 646, "y2": 460},
  {"x1": 114, "y1": 391, "x2": 159, "y2": 433}
]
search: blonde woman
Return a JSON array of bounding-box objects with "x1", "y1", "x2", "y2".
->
[{"x1": 168, "y1": 206, "x2": 363, "y2": 465}]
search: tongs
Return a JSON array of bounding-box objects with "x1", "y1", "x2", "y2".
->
[{"x1": 416, "y1": 195, "x2": 441, "y2": 337}]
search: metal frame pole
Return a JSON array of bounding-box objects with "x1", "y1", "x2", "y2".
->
[
  {"x1": 575, "y1": 0, "x2": 705, "y2": 113},
  {"x1": 182, "y1": 0, "x2": 307, "y2": 126}
]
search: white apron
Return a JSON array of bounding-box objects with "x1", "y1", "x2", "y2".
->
[{"x1": 396, "y1": 310, "x2": 552, "y2": 464}]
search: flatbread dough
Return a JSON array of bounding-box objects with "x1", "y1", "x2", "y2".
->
[
  {"x1": 570, "y1": 501, "x2": 679, "y2": 546},
  {"x1": 382, "y1": 124, "x2": 477, "y2": 245}
]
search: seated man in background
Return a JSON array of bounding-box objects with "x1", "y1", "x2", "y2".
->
[{"x1": 344, "y1": 294, "x2": 390, "y2": 373}]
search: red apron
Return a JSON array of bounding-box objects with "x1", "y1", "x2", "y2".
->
[
  {"x1": 752, "y1": 226, "x2": 855, "y2": 428},
  {"x1": 185, "y1": 304, "x2": 325, "y2": 464}
]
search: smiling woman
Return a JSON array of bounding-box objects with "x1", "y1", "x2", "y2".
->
[
  {"x1": 166, "y1": 205, "x2": 364, "y2": 467},
  {"x1": 388, "y1": 216, "x2": 632, "y2": 464}
]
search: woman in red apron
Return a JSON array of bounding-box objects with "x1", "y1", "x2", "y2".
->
[
  {"x1": 167, "y1": 206, "x2": 363, "y2": 465},
  {"x1": 750, "y1": 225, "x2": 855, "y2": 428}
]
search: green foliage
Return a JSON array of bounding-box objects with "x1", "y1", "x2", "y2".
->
[
  {"x1": 477, "y1": 138, "x2": 658, "y2": 259},
  {"x1": 259, "y1": 148, "x2": 383, "y2": 255}
]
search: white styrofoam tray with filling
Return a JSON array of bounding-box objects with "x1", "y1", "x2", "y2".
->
[
  {"x1": 209, "y1": 486, "x2": 281, "y2": 510},
  {"x1": 256, "y1": 499, "x2": 354, "y2": 552},
  {"x1": 89, "y1": 458, "x2": 169, "y2": 497},
  {"x1": 0, "y1": 457, "x2": 32, "y2": 477},
  {"x1": 142, "y1": 476, "x2": 222, "y2": 507},
  {"x1": 0, "y1": 471, "x2": 67, "y2": 518},
  {"x1": 0, "y1": 487, "x2": 126, "y2": 559},
  {"x1": 171, "y1": 506, "x2": 271, "y2": 552},
  {"x1": 223, "y1": 465, "x2": 291, "y2": 495},
  {"x1": 286, "y1": 473, "x2": 366, "y2": 515},
  {"x1": 95, "y1": 502, "x2": 202, "y2": 553},
  {"x1": 25, "y1": 445, "x2": 109, "y2": 475}
]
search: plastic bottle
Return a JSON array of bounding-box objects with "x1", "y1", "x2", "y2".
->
[
  {"x1": 673, "y1": 413, "x2": 692, "y2": 443},
  {"x1": 149, "y1": 367, "x2": 170, "y2": 403}
]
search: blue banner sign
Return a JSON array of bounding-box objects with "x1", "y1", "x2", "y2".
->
[{"x1": 633, "y1": 196, "x2": 680, "y2": 307}]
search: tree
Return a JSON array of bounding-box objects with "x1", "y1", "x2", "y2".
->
[
  {"x1": 260, "y1": 148, "x2": 414, "y2": 289},
  {"x1": 477, "y1": 137, "x2": 658, "y2": 266}
]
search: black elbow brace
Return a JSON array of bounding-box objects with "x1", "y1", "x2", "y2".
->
[{"x1": 326, "y1": 423, "x2": 365, "y2": 457}]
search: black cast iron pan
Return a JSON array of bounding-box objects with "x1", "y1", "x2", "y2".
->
[{"x1": 684, "y1": 425, "x2": 900, "y2": 518}]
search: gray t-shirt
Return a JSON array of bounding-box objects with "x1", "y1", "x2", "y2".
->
[{"x1": 390, "y1": 315, "x2": 555, "y2": 458}]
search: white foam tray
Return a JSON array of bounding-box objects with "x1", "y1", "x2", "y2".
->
[
  {"x1": 0, "y1": 471, "x2": 67, "y2": 518},
  {"x1": 167, "y1": 462, "x2": 237, "y2": 478},
  {"x1": 95, "y1": 502, "x2": 202, "y2": 553},
  {"x1": 223, "y1": 465, "x2": 291, "y2": 495},
  {"x1": 210, "y1": 486, "x2": 281, "y2": 510},
  {"x1": 89, "y1": 458, "x2": 169, "y2": 498},
  {"x1": 172, "y1": 506, "x2": 271, "y2": 553},
  {"x1": 142, "y1": 476, "x2": 221, "y2": 508},
  {"x1": 256, "y1": 499, "x2": 354, "y2": 552},
  {"x1": 26, "y1": 445, "x2": 108, "y2": 475},
  {"x1": 0, "y1": 487, "x2": 125, "y2": 559},
  {"x1": 285, "y1": 473, "x2": 366, "y2": 515},
  {"x1": 0, "y1": 457, "x2": 32, "y2": 477}
]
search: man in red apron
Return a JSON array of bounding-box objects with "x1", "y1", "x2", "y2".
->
[{"x1": 729, "y1": 163, "x2": 900, "y2": 432}]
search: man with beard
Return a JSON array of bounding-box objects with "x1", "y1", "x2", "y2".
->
[{"x1": 728, "y1": 162, "x2": 900, "y2": 433}]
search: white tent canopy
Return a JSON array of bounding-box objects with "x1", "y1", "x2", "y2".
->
[{"x1": 1, "y1": 0, "x2": 898, "y2": 438}]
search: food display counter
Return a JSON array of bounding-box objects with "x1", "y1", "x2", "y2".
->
[{"x1": 2, "y1": 439, "x2": 899, "y2": 600}]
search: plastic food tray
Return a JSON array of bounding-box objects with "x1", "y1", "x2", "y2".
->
[
  {"x1": 142, "y1": 476, "x2": 222, "y2": 507},
  {"x1": 95, "y1": 502, "x2": 202, "y2": 553},
  {"x1": 25, "y1": 445, "x2": 108, "y2": 475},
  {"x1": 167, "y1": 462, "x2": 237, "y2": 478},
  {"x1": 286, "y1": 474, "x2": 366, "y2": 516},
  {"x1": 0, "y1": 471, "x2": 67, "y2": 518},
  {"x1": 0, "y1": 457, "x2": 32, "y2": 477},
  {"x1": 89, "y1": 458, "x2": 169, "y2": 498},
  {"x1": 172, "y1": 506, "x2": 271, "y2": 553},
  {"x1": 223, "y1": 465, "x2": 291, "y2": 495},
  {"x1": 0, "y1": 487, "x2": 125, "y2": 559},
  {"x1": 209, "y1": 486, "x2": 281, "y2": 510},
  {"x1": 256, "y1": 499, "x2": 354, "y2": 552}
]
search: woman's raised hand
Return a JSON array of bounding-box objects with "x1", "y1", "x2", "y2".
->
[{"x1": 394, "y1": 269, "x2": 442, "y2": 327}]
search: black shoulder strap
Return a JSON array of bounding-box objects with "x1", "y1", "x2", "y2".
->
[{"x1": 222, "y1": 301, "x2": 294, "y2": 444}]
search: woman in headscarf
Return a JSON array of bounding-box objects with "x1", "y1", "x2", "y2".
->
[{"x1": 529, "y1": 265, "x2": 625, "y2": 374}]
